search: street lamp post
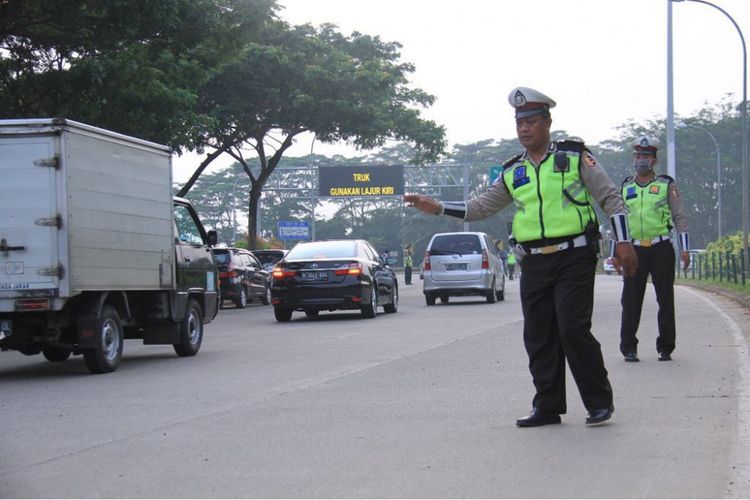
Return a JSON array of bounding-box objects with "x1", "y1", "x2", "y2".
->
[
  {"x1": 677, "y1": 124, "x2": 722, "y2": 238},
  {"x1": 671, "y1": 0, "x2": 748, "y2": 270},
  {"x1": 309, "y1": 135, "x2": 317, "y2": 241}
]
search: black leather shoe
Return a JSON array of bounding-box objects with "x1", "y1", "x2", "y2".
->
[
  {"x1": 658, "y1": 352, "x2": 672, "y2": 361},
  {"x1": 623, "y1": 352, "x2": 639, "y2": 362},
  {"x1": 516, "y1": 408, "x2": 561, "y2": 427},
  {"x1": 585, "y1": 407, "x2": 613, "y2": 425}
]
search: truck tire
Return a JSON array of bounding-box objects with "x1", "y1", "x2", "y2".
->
[
  {"x1": 173, "y1": 298, "x2": 203, "y2": 357},
  {"x1": 83, "y1": 304, "x2": 123, "y2": 374},
  {"x1": 43, "y1": 346, "x2": 72, "y2": 362},
  {"x1": 19, "y1": 344, "x2": 43, "y2": 356}
]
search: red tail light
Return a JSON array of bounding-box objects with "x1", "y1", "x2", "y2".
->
[
  {"x1": 423, "y1": 252, "x2": 431, "y2": 271},
  {"x1": 272, "y1": 266, "x2": 297, "y2": 279},
  {"x1": 15, "y1": 298, "x2": 50, "y2": 311},
  {"x1": 481, "y1": 249, "x2": 489, "y2": 269},
  {"x1": 219, "y1": 271, "x2": 237, "y2": 279},
  {"x1": 334, "y1": 262, "x2": 362, "y2": 276}
]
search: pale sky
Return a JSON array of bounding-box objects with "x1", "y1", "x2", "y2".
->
[{"x1": 173, "y1": 0, "x2": 750, "y2": 182}]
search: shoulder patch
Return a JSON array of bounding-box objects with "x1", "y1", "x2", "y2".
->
[
  {"x1": 670, "y1": 185, "x2": 680, "y2": 198},
  {"x1": 582, "y1": 151, "x2": 598, "y2": 167},
  {"x1": 657, "y1": 174, "x2": 675, "y2": 183},
  {"x1": 502, "y1": 153, "x2": 523, "y2": 169},
  {"x1": 555, "y1": 139, "x2": 586, "y2": 153}
]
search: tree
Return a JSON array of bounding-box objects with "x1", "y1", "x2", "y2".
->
[
  {"x1": 177, "y1": 22, "x2": 446, "y2": 249},
  {"x1": 0, "y1": 0, "x2": 278, "y2": 150}
]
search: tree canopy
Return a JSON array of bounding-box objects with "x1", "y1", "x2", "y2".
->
[
  {"x1": 0, "y1": 0, "x2": 278, "y2": 150},
  {"x1": 178, "y1": 21, "x2": 446, "y2": 248}
]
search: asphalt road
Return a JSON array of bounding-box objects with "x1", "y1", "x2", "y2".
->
[{"x1": 1, "y1": 274, "x2": 749, "y2": 498}]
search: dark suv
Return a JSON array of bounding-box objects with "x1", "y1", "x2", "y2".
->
[
  {"x1": 214, "y1": 248, "x2": 271, "y2": 308},
  {"x1": 251, "y1": 249, "x2": 288, "y2": 272}
]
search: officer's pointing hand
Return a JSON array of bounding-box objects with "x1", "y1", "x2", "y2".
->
[
  {"x1": 680, "y1": 251, "x2": 690, "y2": 271},
  {"x1": 613, "y1": 242, "x2": 638, "y2": 277},
  {"x1": 404, "y1": 194, "x2": 440, "y2": 215}
]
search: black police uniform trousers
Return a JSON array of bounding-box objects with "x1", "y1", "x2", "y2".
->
[
  {"x1": 619, "y1": 240, "x2": 676, "y2": 356},
  {"x1": 404, "y1": 265, "x2": 412, "y2": 285},
  {"x1": 519, "y1": 246, "x2": 613, "y2": 414}
]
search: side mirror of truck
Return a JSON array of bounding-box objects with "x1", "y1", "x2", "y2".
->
[{"x1": 207, "y1": 230, "x2": 218, "y2": 247}]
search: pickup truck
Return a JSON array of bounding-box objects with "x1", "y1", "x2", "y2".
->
[{"x1": 0, "y1": 118, "x2": 219, "y2": 373}]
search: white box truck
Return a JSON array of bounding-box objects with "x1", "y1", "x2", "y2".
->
[{"x1": 0, "y1": 118, "x2": 219, "y2": 373}]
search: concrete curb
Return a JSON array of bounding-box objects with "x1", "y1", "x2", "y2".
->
[{"x1": 678, "y1": 280, "x2": 750, "y2": 311}]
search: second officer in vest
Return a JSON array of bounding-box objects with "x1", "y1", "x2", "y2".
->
[
  {"x1": 405, "y1": 87, "x2": 638, "y2": 427},
  {"x1": 619, "y1": 137, "x2": 690, "y2": 362}
]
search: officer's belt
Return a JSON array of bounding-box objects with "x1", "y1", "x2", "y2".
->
[
  {"x1": 524, "y1": 234, "x2": 588, "y2": 255},
  {"x1": 632, "y1": 235, "x2": 670, "y2": 248}
]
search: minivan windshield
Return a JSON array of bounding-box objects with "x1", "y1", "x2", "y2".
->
[
  {"x1": 213, "y1": 251, "x2": 231, "y2": 264},
  {"x1": 430, "y1": 234, "x2": 482, "y2": 255}
]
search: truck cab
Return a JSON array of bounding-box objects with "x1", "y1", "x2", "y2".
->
[{"x1": 0, "y1": 118, "x2": 219, "y2": 373}]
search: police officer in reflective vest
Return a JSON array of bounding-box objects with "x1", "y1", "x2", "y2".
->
[
  {"x1": 619, "y1": 137, "x2": 690, "y2": 363},
  {"x1": 404, "y1": 87, "x2": 638, "y2": 427},
  {"x1": 403, "y1": 246, "x2": 414, "y2": 285},
  {"x1": 506, "y1": 250, "x2": 517, "y2": 280}
]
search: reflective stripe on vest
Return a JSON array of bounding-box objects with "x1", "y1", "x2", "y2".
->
[
  {"x1": 622, "y1": 178, "x2": 672, "y2": 240},
  {"x1": 502, "y1": 150, "x2": 596, "y2": 242}
]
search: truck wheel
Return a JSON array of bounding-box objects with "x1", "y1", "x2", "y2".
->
[
  {"x1": 43, "y1": 346, "x2": 72, "y2": 362},
  {"x1": 234, "y1": 287, "x2": 248, "y2": 309},
  {"x1": 260, "y1": 285, "x2": 271, "y2": 305},
  {"x1": 19, "y1": 344, "x2": 43, "y2": 356},
  {"x1": 83, "y1": 304, "x2": 123, "y2": 374},
  {"x1": 174, "y1": 298, "x2": 203, "y2": 357},
  {"x1": 274, "y1": 306, "x2": 293, "y2": 322}
]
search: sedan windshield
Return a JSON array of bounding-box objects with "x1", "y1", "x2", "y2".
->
[{"x1": 287, "y1": 241, "x2": 357, "y2": 259}]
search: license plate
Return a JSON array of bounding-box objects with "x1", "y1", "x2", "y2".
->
[
  {"x1": 300, "y1": 271, "x2": 327, "y2": 281},
  {"x1": 0, "y1": 319, "x2": 11, "y2": 339},
  {"x1": 445, "y1": 263, "x2": 467, "y2": 271}
]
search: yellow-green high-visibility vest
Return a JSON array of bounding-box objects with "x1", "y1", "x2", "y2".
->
[
  {"x1": 501, "y1": 141, "x2": 598, "y2": 243},
  {"x1": 621, "y1": 175, "x2": 673, "y2": 240}
]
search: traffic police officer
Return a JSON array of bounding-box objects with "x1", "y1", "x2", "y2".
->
[
  {"x1": 404, "y1": 87, "x2": 638, "y2": 427},
  {"x1": 619, "y1": 137, "x2": 690, "y2": 362}
]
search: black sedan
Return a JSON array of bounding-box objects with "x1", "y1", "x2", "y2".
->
[{"x1": 270, "y1": 239, "x2": 398, "y2": 321}]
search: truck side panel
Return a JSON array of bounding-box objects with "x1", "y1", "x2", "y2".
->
[{"x1": 64, "y1": 129, "x2": 174, "y2": 293}]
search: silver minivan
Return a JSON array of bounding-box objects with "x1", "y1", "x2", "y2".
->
[{"x1": 422, "y1": 231, "x2": 505, "y2": 305}]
